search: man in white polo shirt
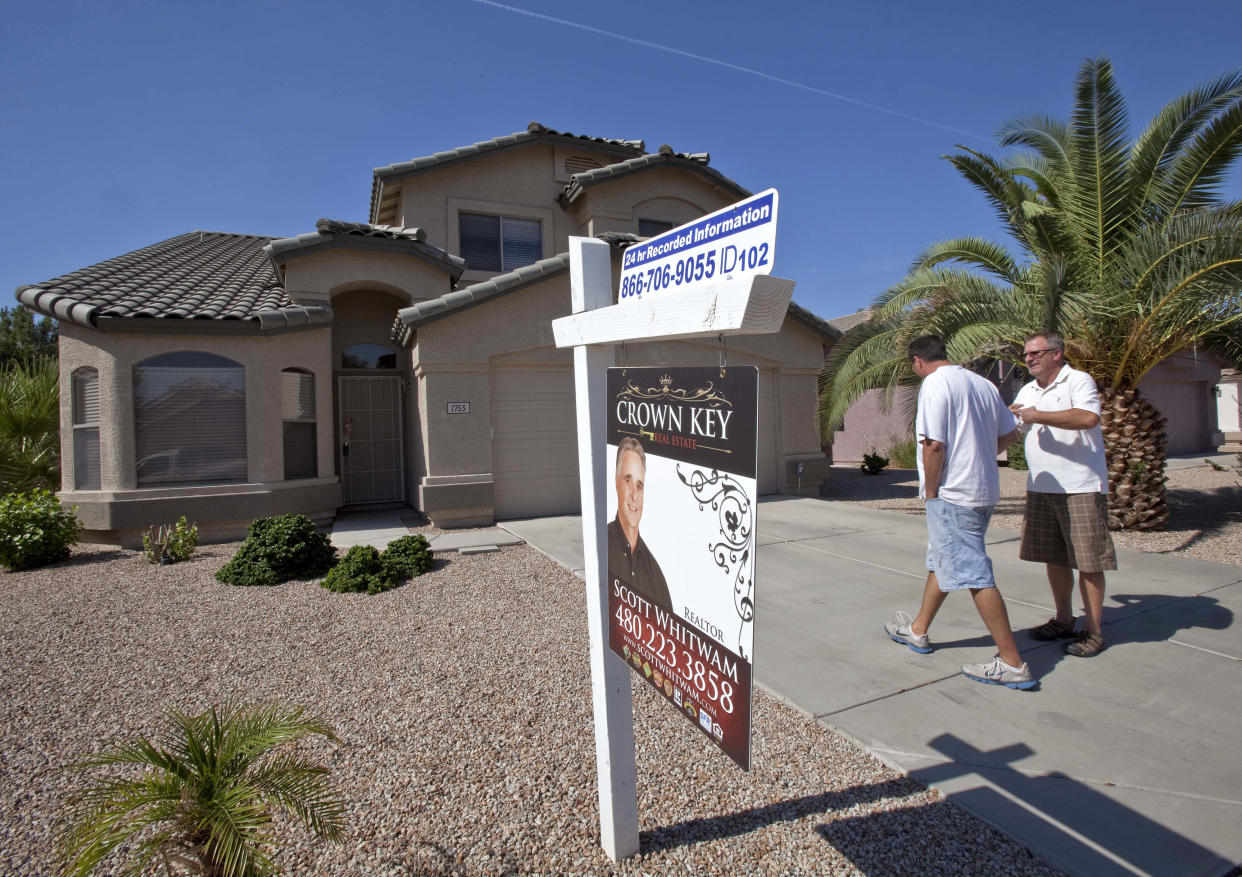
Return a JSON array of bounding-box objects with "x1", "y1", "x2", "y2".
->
[
  {"x1": 884, "y1": 335, "x2": 1033, "y2": 689},
  {"x1": 1010, "y1": 331, "x2": 1116, "y2": 658}
]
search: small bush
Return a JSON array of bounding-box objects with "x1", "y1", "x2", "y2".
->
[
  {"x1": 886, "y1": 439, "x2": 918, "y2": 469},
  {"x1": 0, "y1": 488, "x2": 80, "y2": 571},
  {"x1": 860, "y1": 450, "x2": 889, "y2": 475},
  {"x1": 322, "y1": 544, "x2": 395, "y2": 595},
  {"x1": 381, "y1": 534, "x2": 433, "y2": 580},
  {"x1": 142, "y1": 515, "x2": 199, "y2": 565},
  {"x1": 216, "y1": 513, "x2": 336, "y2": 586},
  {"x1": 1007, "y1": 440, "x2": 1028, "y2": 470}
]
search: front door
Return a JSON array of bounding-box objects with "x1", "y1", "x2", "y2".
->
[{"x1": 337, "y1": 375, "x2": 403, "y2": 505}]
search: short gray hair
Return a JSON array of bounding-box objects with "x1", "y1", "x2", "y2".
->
[
  {"x1": 615, "y1": 436, "x2": 646, "y2": 472},
  {"x1": 1025, "y1": 331, "x2": 1064, "y2": 352}
]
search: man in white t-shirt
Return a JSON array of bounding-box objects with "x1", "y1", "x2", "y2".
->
[
  {"x1": 884, "y1": 335, "x2": 1033, "y2": 689},
  {"x1": 1010, "y1": 331, "x2": 1116, "y2": 658}
]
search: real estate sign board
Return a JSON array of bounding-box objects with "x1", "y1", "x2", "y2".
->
[
  {"x1": 618, "y1": 189, "x2": 778, "y2": 304},
  {"x1": 605, "y1": 365, "x2": 758, "y2": 770}
]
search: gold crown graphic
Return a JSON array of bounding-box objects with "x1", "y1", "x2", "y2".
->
[{"x1": 658, "y1": 374, "x2": 673, "y2": 391}]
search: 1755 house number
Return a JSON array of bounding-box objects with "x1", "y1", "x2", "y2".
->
[{"x1": 614, "y1": 601, "x2": 736, "y2": 714}]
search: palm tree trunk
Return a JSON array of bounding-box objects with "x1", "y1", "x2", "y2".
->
[{"x1": 1098, "y1": 383, "x2": 1169, "y2": 530}]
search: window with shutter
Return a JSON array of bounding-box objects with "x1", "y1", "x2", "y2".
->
[
  {"x1": 134, "y1": 352, "x2": 246, "y2": 486},
  {"x1": 459, "y1": 213, "x2": 542, "y2": 272},
  {"x1": 638, "y1": 219, "x2": 676, "y2": 237},
  {"x1": 72, "y1": 367, "x2": 100, "y2": 490},
  {"x1": 282, "y1": 369, "x2": 316, "y2": 480}
]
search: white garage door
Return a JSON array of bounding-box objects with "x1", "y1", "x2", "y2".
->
[{"x1": 491, "y1": 365, "x2": 581, "y2": 519}]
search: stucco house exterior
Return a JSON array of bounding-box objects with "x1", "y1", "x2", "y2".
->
[{"x1": 17, "y1": 123, "x2": 837, "y2": 545}]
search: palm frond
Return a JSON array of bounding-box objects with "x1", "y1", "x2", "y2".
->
[
  {"x1": 1066, "y1": 57, "x2": 1135, "y2": 273},
  {"x1": 1131, "y1": 70, "x2": 1242, "y2": 217}
]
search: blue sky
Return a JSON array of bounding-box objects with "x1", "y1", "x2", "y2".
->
[{"x1": 3, "y1": 0, "x2": 1240, "y2": 321}]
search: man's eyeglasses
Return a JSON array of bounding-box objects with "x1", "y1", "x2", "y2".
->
[{"x1": 1023, "y1": 348, "x2": 1059, "y2": 360}]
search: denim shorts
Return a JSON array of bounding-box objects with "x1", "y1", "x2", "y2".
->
[{"x1": 925, "y1": 498, "x2": 997, "y2": 591}]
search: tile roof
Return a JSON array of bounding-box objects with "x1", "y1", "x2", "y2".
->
[
  {"x1": 16, "y1": 231, "x2": 330, "y2": 332},
  {"x1": 826, "y1": 308, "x2": 873, "y2": 333},
  {"x1": 392, "y1": 233, "x2": 838, "y2": 345},
  {"x1": 559, "y1": 145, "x2": 749, "y2": 205},
  {"x1": 392, "y1": 252, "x2": 572, "y2": 346},
  {"x1": 266, "y1": 218, "x2": 465, "y2": 281},
  {"x1": 370, "y1": 121, "x2": 646, "y2": 223}
]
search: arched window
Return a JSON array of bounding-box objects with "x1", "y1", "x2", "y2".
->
[
  {"x1": 134, "y1": 352, "x2": 246, "y2": 486},
  {"x1": 342, "y1": 343, "x2": 397, "y2": 369},
  {"x1": 281, "y1": 368, "x2": 316, "y2": 479},
  {"x1": 71, "y1": 367, "x2": 100, "y2": 490}
]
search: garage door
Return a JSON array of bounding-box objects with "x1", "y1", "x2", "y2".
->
[
  {"x1": 1139, "y1": 381, "x2": 1207, "y2": 455},
  {"x1": 491, "y1": 365, "x2": 581, "y2": 519}
]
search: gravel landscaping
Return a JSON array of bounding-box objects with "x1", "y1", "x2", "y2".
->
[{"x1": 1, "y1": 539, "x2": 1063, "y2": 875}]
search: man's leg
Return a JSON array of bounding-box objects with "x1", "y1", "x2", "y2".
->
[
  {"x1": 911, "y1": 571, "x2": 948, "y2": 638},
  {"x1": 1046, "y1": 563, "x2": 1076, "y2": 624},
  {"x1": 1078, "y1": 571, "x2": 1106, "y2": 637},
  {"x1": 971, "y1": 586, "x2": 1024, "y2": 669}
]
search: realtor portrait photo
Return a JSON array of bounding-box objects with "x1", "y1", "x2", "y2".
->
[{"x1": 608, "y1": 436, "x2": 672, "y2": 612}]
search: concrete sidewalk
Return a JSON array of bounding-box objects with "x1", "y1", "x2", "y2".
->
[{"x1": 501, "y1": 497, "x2": 1242, "y2": 877}]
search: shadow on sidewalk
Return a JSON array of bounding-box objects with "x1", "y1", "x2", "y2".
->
[{"x1": 890, "y1": 733, "x2": 1239, "y2": 877}]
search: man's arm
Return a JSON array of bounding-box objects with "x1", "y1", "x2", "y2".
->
[
  {"x1": 997, "y1": 428, "x2": 1020, "y2": 455},
  {"x1": 922, "y1": 439, "x2": 946, "y2": 499},
  {"x1": 1013, "y1": 407, "x2": 1100, "y2": 430}
]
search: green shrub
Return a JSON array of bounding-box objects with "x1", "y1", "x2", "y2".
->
[
  {"x1": 1007, "y1": 440, "x2": 1028, "y2": 470},
  {"x1": 0, "y1": 488, "x2": 81, "y2": 572},
  {"x1": 860, "y1": 449, "x2": 889, "y2": 475},
  {"x1": 381, "y1": 534, "x2": 433, "y2": 580},
  {"x1": 216, "y1": 513, "x2": 336, "y2": 586},
  {"x1": 886, "y1": 438, "x2": 918, "y2": 470},
  {"x1": 322, "y1": 544, "x2": 395, "y2": 595},
  {"x1": 141, "y1": 515, "x2": 199, "y2": 565}
]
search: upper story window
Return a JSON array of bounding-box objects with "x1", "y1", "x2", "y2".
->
[
  {"x1": 71, "y1": 367, "x2": 100, "y2": 490},
  {"x1": 134, "y1": 352, "x2": 246, "y2": 487},
  {"x1": 459, "y1": 213, "x2": 541, "y2": 273},
  {"x1": 638, "y1": 219, "x2": 676, "y2": 237},
  {"x1": 342, "y1": 344, "x2": 397, "y2": 370}
]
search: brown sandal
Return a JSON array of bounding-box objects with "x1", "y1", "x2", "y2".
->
[
  {"x1": 1065, "y1": 632, "x2": 1105, "y2": 657},
  {"x1": 1031, "y1": 617, "x2": 1076, "y2": 641}
]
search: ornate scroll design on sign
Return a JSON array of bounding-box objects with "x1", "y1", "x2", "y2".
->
[
  {"x1": 675, "y1": 465, "x2": 754, "y2": 658},
  {"x1": 616, "y1": 374, "x2": 733, "y2": 408}
]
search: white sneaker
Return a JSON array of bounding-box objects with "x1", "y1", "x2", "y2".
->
[
  {"x1": 884, "y1": 610, "x2": 931, "y2": 654},
  {"x1": 961, "y1": 655, "x2": 1036, "y2": 690}
]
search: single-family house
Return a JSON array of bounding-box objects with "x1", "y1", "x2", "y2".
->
[{"x1": 17, "y1": 123, "x2": 836, "y2": 545}]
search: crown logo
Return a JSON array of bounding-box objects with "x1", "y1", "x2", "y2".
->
[{"x1": 658, "y1": 374, "x2": 673, "y2": 391}]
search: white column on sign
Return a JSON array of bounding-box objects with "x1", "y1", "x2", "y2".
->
[{"x1": 569, "y1": 236, "x2": 639, "y2": 861}]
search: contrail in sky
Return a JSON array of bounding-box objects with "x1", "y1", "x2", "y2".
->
[{"x1": 468, "y1": 0, "x2": 992, "y2": 144}]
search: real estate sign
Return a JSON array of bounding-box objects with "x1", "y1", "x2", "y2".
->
[
  {"x1": 618, "y1": 189, "x2": 778, "y2": 304},
  {"x1": 605, "y1": 365, "x2": 757, "y2": 770}
]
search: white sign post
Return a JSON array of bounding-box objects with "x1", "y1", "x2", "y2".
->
[{"x1": 557, "y1": 189, "x2": 794, "y2": 861}]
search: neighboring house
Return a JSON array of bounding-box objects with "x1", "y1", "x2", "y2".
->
[
  {"x1": 18, "y1": 123, "x2": 837, "y2": 545},
  {"x1": 825, "y1": 309, "x2": 1225, "y2": 462},
  {"x1": 1217, "y1": 369, "x2": 1241, "y2": 447}
]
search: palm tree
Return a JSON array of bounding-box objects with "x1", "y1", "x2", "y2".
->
[
  {"x1": 0, "y1": 355, "x2": 60, "y2": 493},
  {"x1": 60, "y1": 703, "x2": 345, "y2": 876},
  {"x1": 818, "y1": 57, "x2": 1242, "y2": 529}
]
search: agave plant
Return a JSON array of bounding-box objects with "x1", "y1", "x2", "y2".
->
[
  {"x1": 819, "y1": 57, "x2": 1242, "y2": 529},
  {"x1": 60, "y1": 703, "x2": 345, "y2": 876}
]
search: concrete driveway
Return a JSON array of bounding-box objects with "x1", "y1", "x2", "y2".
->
[{"x1": 502, "y1": 495, "x2": 1242, "y2": 877}]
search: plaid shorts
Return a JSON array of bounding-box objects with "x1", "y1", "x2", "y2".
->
[{"x1": 1019, "y1": 491, "x2": 1117, "y2": 572}]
